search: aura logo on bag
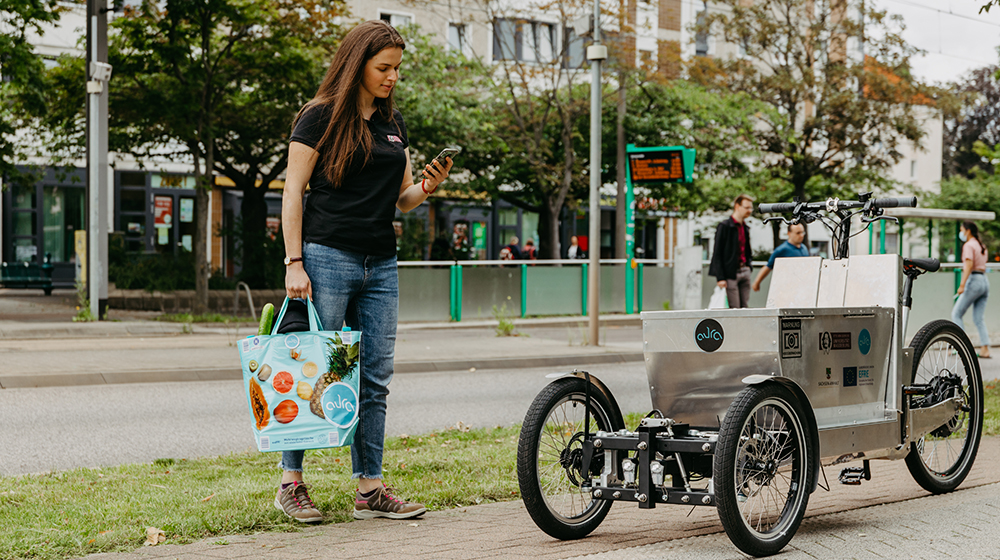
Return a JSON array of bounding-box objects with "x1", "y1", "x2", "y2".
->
[{"x1": 320, "y1": 382, "x2": 359, "y2": 428}]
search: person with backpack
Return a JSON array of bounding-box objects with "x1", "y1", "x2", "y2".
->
[
  {"x1": 521, "y1": 239, "x2": 538, "y2": 260},
  {"x1": 279, "y1": 20, "x2": 452, "y2": 523},
  {"x1": 500, "y1": 236, "x2": 521, "y2": 261}
]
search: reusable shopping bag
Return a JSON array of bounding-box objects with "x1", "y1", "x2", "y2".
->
[
  {"x1": 708, "y1": 286, "x2": 729, "y2": 309},
  {"x1": 238, "y1": 298, "x2": 361, "y2": 452}
]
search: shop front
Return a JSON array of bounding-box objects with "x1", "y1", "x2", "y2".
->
[{"x1": 1, "y1": 168, "x2": 87, "y2": 288}]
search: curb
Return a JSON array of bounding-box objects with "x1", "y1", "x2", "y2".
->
[
  {"x1": 0, "y1": 351, "x2": 645, "y2": 389},
  {"x1": 0, "y1": 314, "x2": 644, "y2": 339}
]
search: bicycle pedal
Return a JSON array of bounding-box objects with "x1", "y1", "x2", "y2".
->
[{"x1": 838, "y1": 467, "x2": 865, "y2": 485}]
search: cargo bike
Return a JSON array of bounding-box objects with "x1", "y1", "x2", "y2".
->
[{"x1": 516, "y1": 194, "x2": 984, "y2": 556}]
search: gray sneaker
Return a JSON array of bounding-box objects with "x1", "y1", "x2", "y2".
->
[
  {"x1": 274, "y1": 481, "x2": 323, "y2": 523},
  {"x1": 353, "y1": 484, "x2": 426, "y2": 520}
]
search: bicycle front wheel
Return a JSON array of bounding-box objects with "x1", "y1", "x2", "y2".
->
[{"x1": 517, "y1": 377, "x2": 621, "y2": 540}]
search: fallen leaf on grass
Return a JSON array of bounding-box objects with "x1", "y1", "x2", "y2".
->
[
  {"x1": 149, "y1": 484, "x2": 167, "y2": 489},
  {"x1": 144, "y1": 527, "x2": 166, "y2": 546},
  {"x1": 201, "y1": 493, "x2": 216, "y2": 502}
]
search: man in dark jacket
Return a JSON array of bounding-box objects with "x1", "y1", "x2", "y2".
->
[{"x1": 709, "y1": 194, "x2": 754, "y2": 308}]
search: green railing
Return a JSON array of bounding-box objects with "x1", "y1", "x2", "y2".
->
[{"x1": 399, "y1": 259, "x2": 679, "y2": 322}]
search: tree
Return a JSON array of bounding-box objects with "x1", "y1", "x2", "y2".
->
[
  {"x1": 602, "y1": 76, "x2": 764, "y2": 214},
  {"x1": 942, "y1": 58, "x2": 1000, "y2": 178},
  {"x1": 0, "y1": 0, "x2": 61, "y2": 183},
  {"x1": 111, "y1": 0, "x2": 348, "y2": 297},
  {"x1": 692, "y1": 0, "x2": 937, "y2": 209}
]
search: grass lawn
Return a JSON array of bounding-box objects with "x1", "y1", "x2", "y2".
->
[{"x1": 2, "y1": 387, "x2": 998, "y2": 560}]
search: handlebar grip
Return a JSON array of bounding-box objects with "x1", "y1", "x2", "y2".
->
[
  {"x1": 757, "y1": 202, "x2": 797, "y2": 213},
  {"x1": 874, "y1": 197, "x2": 917, "y2": 208}
]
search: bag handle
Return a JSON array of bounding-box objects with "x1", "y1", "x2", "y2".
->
[{"x1": 271, "y1": 297, "x2": 324, "y2": 334}]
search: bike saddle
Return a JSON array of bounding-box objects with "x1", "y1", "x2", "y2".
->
[{"x1": 903, "y1": 257, "x2": 940, "y2": 273}]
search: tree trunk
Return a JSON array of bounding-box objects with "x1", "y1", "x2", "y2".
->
[
  {"x1": 239, "y1": 181, "x2": 269, "y2": 287},
  {"x1": 771, "y1": 219, "x2": 781, "y2": 249},
  {"x1": 615, "y1": 81, "x2": 627, "y2": 259},
  {"x1": 542, "y1": 201, "x2": 560, "y2": 260}
]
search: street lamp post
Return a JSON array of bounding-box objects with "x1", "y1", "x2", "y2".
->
[
  {"x1": 587, "y1": 0, "x2": 607, "y2": 346},
  {"x1": 86, "y1": 0, "x2": 111, "y2": 319}
]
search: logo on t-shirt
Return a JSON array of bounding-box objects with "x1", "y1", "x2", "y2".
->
[{"x1": 387, "y1": 134, "x2": 402, "y2": 143}]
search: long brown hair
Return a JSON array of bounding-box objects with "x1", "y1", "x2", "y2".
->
[
  {"x1": 294, "y1": 20, "x2": 405, "y2": 187},
  {"x1": 962, "y1": 221, "x2": 986, "y2": 255}
]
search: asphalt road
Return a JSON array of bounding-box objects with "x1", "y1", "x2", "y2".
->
[{"x1": 0, "y1": 362, "x2": 652, "y2": 477}]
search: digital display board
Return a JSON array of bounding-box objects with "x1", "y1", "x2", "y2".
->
[{"x1": 629, "y1": 150, "x2": 687, "y2": 183}]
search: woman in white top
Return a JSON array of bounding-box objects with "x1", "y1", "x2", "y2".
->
[{"x1": 951, "y1": 221, "x2": 991, "y2": 358}]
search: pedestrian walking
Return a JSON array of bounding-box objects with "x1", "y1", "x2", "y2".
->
[
  {"x1": 279, "y1": 20, "x2": 452, "y2": 523},
  {"x1": 708, "y1": 194, "x2": 754, "y2": 308},
  {"x1": 951, "y1": 221, "x2": 991, "y2": 359},
  {"x1": 751, "y1": 223, "x2": 810, "y2": 292},
  {"x1": 567, "y1": 235, "x2": 586, "y2": 259},
  {"x1": 521, "y1": 239, "x2": 538, "y2": 260},
  {"x1": 500, "y1": 235, "x2": 521, "y2": 261}
]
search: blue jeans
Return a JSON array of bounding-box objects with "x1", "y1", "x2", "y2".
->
[
  {"x1": 952, "y1": 273, "x2": 990, "y2": 346},
  {"x1": 280, "y1": 243, "x2": 398, "y2": 480}
]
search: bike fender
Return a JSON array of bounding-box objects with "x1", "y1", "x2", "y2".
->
[
  {"x1": 742, "y1": 375, "x2": 822, "y2": 494},
  {"x1": 546, "y1": 371, "x2": 626, "y2": 430}
]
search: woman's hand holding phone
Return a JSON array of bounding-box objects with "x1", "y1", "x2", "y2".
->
[{"x1": 419, "y1": 146, "x2": 460, "y2": 193}]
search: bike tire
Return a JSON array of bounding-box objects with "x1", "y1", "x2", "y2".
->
[
  {"x1": 904, "y1": 320, "x2": 984, "y2": 494},
  {"x1": 517, "y1": 377, "x2": 622, "y2": 540},
  {"x1": 715, "y1": 383, "x2": 815, "y2": 557}
]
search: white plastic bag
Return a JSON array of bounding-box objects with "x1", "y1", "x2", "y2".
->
[{"x1": 708, "y1": 286, "x2": 729, "y2": 309}]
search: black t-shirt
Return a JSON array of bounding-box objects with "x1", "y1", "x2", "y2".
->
[{"x1": 290, "y1": 104, "x2": 409, "y2": 257}]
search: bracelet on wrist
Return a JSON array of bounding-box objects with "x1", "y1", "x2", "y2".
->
[{"x1": 421, "y1": 178, "x2": 437, "y2": 194}]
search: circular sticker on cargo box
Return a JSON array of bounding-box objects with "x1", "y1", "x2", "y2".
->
[
  {"x1": 321, "y1": 382, "x2": 359, "y2": 428},
  {"x1": 695, "y1": 319, "x2": 724, "y2": 352},
  {"x1": 858, "y1": 329, "x2": 871, "y2": 356}
]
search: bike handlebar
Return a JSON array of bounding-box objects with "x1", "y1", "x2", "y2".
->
[
  {"x1": 757, "y1": 196, "x2": 917, "y2": 214},
  {"x1": 873, "y1": 196, "x2": 917, "y2": 208},
  {"x1": 757, "y1": 202, "x2": 797, "y2": 213}
]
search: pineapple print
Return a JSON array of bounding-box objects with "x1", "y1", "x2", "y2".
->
[{"x1": 310, "y1": 333, "x2": 361, "y2": 419}]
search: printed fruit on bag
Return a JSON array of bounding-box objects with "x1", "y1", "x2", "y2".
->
[
  {"x1": 273, "y1": 400, "x2": 298, "y2": 424},
  {"x1": 257, "y1": 364, "x2": 272, "y2": 383},
  {"x1": 309, "y1": 333, "x2": 361, "y2": 419},
  {"x1": 273, "y1": 371, "x2": 293, "y2": 394},
  {"x1": 248, "y1": 379, "x2": 270, "y2": 430},
  {"x1": 258, "y1": 303, "x2": 275, "y2": 335},
  {"x1": 297, "y1": 381, "x2": 313, "y2": 400}
]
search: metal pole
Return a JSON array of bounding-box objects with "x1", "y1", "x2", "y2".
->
[
  {"x1": 86, "y1": 0, "x2": 110, "y2": 320},
  {"x1": 624, "y1": 162, "x2": 635, "y2": 313},
  {"x1": 587, "y1": 0, "x2": 606, "y2": 346}
]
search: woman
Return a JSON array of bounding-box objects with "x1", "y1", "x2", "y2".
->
[
  {"x1": 951, "y1": 221, "x2": 991, "y2": 359},
  {"x1": 278, "y1": 20, "x2": 453, "y2": 523}
]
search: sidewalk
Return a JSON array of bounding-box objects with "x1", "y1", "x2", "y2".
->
[
  {"x1": 80, "y1": 437, "x2": 1000, "y2": 560},
  {"x1": 0, "y1": 291, "x2": 644, "y2": 389}
]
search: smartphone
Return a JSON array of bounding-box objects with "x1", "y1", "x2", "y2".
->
[{"x1": 418, "y1": 146, "x2": 461, "y2": 180}]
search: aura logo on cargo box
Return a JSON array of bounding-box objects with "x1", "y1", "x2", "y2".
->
[{"x1": 695, "y1": 319, "x2": 724, "y2": 352}]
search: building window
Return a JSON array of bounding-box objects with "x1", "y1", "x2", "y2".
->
[
  {"x1": 562, "y1": 27, "x2": 586, "y2": 68},
  {"x1": 493, "y1": 18, "x2": 556, "y2": 63},
  {"x1": 695, "y1": 2, "x2": 709, "y2": 57},
  {"x1": 910, "y1": 160, "x2": 917, "y2": 179},
  {"x1": 448, "y1": 23, "x2": 470, "y2": 56},
  {"x1": 379, "y1": 12, "x2": 412, "y2": 28}
]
